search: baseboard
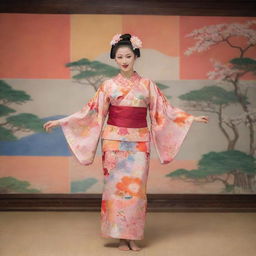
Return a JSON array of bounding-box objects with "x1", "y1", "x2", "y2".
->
[{"x1": 0, "y1": 194, "x2": 256, "y2": 212}]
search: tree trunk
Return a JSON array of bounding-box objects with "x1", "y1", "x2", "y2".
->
[{"x1": 233, "y1": 171, "x2": 255, "y2": 193}]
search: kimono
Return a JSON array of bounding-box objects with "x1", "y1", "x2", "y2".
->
[{"x1": 58, "y1": 70, "x2": 194, "y2": 240}]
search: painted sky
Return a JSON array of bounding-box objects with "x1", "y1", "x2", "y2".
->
[
  {"x1": 1, "y1": 13, "x2": 255, "y2": 80},
  {"x1": 0, "y1": 13, "x2": 70, "y2": 79}
]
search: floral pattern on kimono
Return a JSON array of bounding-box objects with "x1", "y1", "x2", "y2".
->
[
  {"x1": 100, "y1": 139, "x2": 150, "y2": 240},
  {"x1": 59, "y1": 70, "x2": 194, "y2": 165},
  {"x1": 58, "y1": 70, "x2": 195, "y2": 240}
]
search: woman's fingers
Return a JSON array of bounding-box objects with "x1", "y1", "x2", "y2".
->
[
  {"x1": 195, "y1": 116, "x2": 209, "y2": 123},
  {"x1": 202, "y1": 116, "x2": 209, "y2": 123},
  {"x1": 43, "y1": 123, "x2": 50, "y2": 132},
  {"x1": 43, "y1": 121, "x2": 56, "y2": 132}
]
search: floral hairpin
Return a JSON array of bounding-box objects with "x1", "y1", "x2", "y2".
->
[
  {"x1": 130, "y1": 35, "x2": 142, "y2": 49},
  {"x1": 110, "y1": 33, "x2": 122, "y2": 46},
  {"x1": 110, "y1": 33, "x2": 142, "y2": 50}
]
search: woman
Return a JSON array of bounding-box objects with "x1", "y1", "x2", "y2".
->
[{"x1": 43, "y1": 33, "x2": 208, "y2": 251}]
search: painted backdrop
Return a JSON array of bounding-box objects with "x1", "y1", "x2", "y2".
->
[{"x1": 0, "y1": 13, "x2": 255, "y2": 194}]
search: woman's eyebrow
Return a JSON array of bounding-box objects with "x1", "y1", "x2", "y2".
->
[{"x1": 117, "y1": 54, "x2": 131, "y2": 56}]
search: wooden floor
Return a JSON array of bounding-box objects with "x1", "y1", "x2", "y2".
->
[{"x1": 0, "y1": 211, "x2": 255, "y2": 255}]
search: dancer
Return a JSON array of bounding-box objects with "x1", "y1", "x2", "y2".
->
[{"x1": 43, "y1": 33, "x2": 208, "y2": 251}]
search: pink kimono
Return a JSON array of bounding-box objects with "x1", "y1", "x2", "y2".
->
[{"x1": 58, "y1": 71, "x2": 194, "y2": 240}]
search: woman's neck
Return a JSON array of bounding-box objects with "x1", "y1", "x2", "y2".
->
[{"x1": 120, "y1": 70, "x2": 135, "y2": 79}]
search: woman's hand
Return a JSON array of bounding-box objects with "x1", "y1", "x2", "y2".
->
[
  {"x1": 193, "y1": 115, "x2": 209, "y2": 123},
  {"x1": 43, "y1": 120, "x2": 60, "y2": 132}
]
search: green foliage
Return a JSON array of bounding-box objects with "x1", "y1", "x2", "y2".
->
[
  {"x1": 230, "y1": 57, "x2": 256, "y2": 73},
  {"x1": 73, "y1": 70, "x2": 99, "y2": 80},
  {"x1": 0, "y1": 176, "x2": 40, "y2": 193},
  {"x1": 71, "y1": 178, "x2": 98, "y2": 193},
  {"x1": 0, "y1": 104, "x2": 16, "y2": 117},
  {"x1": 166, "y1": 168, "x2": 189, "y2": 177},
  {"x1": 166, "y1": 168, "x2": 210, "y2": 179},
  {"x1": 179, "y1": 85, "x2": 248, "y2": 105},
  {"x1": 198, "y1": 150, "x2": 255, "y2": 174},
  {"x1": 166, "y1": 150, "x2": 256, "y2": 179},
  {"x1": 0, "y1": 80, "x2": 31, "y2": 104},
  {"x1": 0, "y1": 126, "x2": 17, "y2": 141},
  {"x1": 0, "y1": 80, "x2": 45, "y2": 141},
  {"x1": 65, "y1": 58, "x2": 91, "y2": 67},
  {"x1": 6, "y1": 113, "x2": 45, "y2": 132},
  {"x1": 90, "y1": 60, "x2": 118, "y2": 75},
  {"x1": 66, "y1": 58, "x2": 119, "y2": 80}
]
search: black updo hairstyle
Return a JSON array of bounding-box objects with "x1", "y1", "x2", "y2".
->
[{"x1": 110, "y1": 33, "x2": 141, "y2": 59}]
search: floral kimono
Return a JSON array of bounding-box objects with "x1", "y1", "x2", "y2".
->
[{"x1": 58, "y1": 70, "x2": 194, "y2": 240}]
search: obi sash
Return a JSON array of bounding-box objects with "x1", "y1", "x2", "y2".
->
[{"x1": 107, "y1": 104, "x2": 147, "y2": 128}]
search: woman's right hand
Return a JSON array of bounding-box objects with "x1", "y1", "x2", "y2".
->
[{"x1": 43, "y1": 120, "x2": 60, "y2": 133}]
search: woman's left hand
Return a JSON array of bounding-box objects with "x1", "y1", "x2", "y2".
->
[{"x1": 193, "y1": 115, "x2": 209, "y2": 123}]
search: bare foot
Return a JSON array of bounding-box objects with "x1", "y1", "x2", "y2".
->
[
  {"x1": 118, "y1": 239, "x2": 130, "y2": 251},
  {"x1": 128, "y1": 240, "x2": 142, "y2": 251}
]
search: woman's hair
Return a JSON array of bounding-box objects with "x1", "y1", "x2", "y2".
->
[{"x1": 110, "y1": 33, "x2": 141, "y2": 59}]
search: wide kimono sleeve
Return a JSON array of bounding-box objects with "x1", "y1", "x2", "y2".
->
[
  {"x1": 58, "y1": 81, "x2": 110, "y2": 166},
  {"x1": 148, "y1": 79, "x2": 194, "y2": 164}
]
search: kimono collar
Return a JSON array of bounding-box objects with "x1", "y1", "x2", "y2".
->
[{"x1": 114, "y1": 70, "x2": 141, "y2": 85}]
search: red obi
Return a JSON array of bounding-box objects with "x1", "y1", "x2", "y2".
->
[{"x1": 107, "y1": 105, "x2": 147, "y2": 128}]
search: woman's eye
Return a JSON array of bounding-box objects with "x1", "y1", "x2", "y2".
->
[{"x1": 117, "y1": 56, "x2": 131, "y2": 59}]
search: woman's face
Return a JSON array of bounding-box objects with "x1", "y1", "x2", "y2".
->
[{"x1": 114, "y1": 46, "x2": 137, "y2": 72}]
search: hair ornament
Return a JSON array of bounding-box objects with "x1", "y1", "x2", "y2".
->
[
  {"x1": 110, "y1": 33, "x2": 122, "y2": 46},
  {"x1": 130, "y1": 35, "x2": 142, "y2": 49},
  {"x1": 110, "y1": 33, "x2": 142, "y2": 49}
]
